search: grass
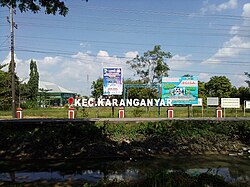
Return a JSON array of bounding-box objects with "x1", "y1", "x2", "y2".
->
[{"x1": 0, "y1": 106, "x2": 250, "y2": 119}]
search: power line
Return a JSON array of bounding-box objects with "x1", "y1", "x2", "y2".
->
[
  {"x1": 19, "y1": 20, "x2": 250, "y2": 33},
  {"x1": 13, "y1": 44, "x2": 250, "y2": 60},
  {"x1": 169, "y1": 69, "x2": 245, "y2": 76},
  {"x1": 15, "y1": 35, "x2": 250, "y2": 51},
  {"x1": 15, "y1": 15, "x2": 250, "y2": 29},
  {"x1": 82, "y1": 5, "x2": 250, "y2": 20},
  {"x1": 15, "y1": 23, "x2": 250, "y2": 37},
  {"x1": 11, "y1": 49, "x2": 247, "y2": 77},
  {"x1": 12, "y1": 48, "x2": 250, "y2": 66},
  {"x1": 0, "y1": 35, "x2": 10, "y2": 47}
]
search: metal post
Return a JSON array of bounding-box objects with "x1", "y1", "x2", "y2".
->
[
  {"x1": 244, "y1": 100, "x2": 246, "y2": 117},
  {"x1": 158, "y1": 84, "x2": 160, "y2": 118}
]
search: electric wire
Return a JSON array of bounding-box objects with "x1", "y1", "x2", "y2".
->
[{"x1": 15, "y1": 35, "x2": 250, "y2": 50}]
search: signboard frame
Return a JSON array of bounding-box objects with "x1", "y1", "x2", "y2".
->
[
  {"x1": 161, "y1": 76, "x2": 198, "y2": 105},
  {"x1": 244, "y1": 100, "x2": 250, "y2": 117},
  {"x1": 192, "y1": 98, "x2": 203, "y2": 117},
  {"x1": 207, "y1": 97, "x2": 219, "y2": 106},
  {"x1": 103, "y1": 67, "x2": 123, "y2": 95},
  {"x1": 221, "y1": 98, "x2": 240, "y2": 118},
  {"x1": 221, "y1": 98, "x2": 240, "y2": 108},
  {"x1": 245, "y1": 101, "x2": 250, "y2": 109}
]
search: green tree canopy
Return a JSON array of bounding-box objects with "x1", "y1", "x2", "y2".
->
[
  {"x1": 0, "y1": 65, "x2": 10, "y2": 110},
  {"x1": 124, "y1": 79, "x2": 157, "y2": 100},
  {"x1": 0, "y1": 0, "x2": 88, "y2": 16},
  {"x1": 205, "y1": 76, "x2": 232, "y2": 98},
  {"x1": 0, "y1": 63, "x2": 20, "y2": 110},
  {"x1": 91, "y1": 77, "x2": 158, "y2": 100},
  {"x1": 126, "y1": 45, "x2": 172, "y2": 84},
  {"x1": 198, "y1": 81, "x2": 206, "y2": 104},
  {"x1": 245, "y1": 72, "x2": 250, "y2": 88},
  {"x1": 231, "y1": 86, "x2": 250, "y2": 104},
  {"x1": 91, "y1": 77, "x2": 103, "y2": 99},
  {"x1": 27, "y1": 60, "x2": 39, "y2": 103}
]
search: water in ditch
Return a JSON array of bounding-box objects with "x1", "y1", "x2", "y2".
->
[{"x1": 0, "y1": 155, "x2": 249, "y2": 186}]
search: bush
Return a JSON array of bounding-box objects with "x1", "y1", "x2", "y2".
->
[{"x1": 132, "y1": 107, "x2": 144, "y2": 117}]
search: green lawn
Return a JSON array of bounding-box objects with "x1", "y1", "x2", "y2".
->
[{"x1": 0, "y1": 106, "x2": 250, "y2": 119}]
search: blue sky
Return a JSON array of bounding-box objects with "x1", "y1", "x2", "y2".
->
[{"x1": 1, "y1": 0, "x2": 250, "y2": 96}]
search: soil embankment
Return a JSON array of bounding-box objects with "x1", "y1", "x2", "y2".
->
[{"x1": 0, "y1": 119, "x2": 249, "y2": 160}]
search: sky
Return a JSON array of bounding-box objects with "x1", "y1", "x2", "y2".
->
[{"x1": 0, "y1": 0, "x2": 250, "y2": 96}]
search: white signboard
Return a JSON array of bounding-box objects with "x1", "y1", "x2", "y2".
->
[
  {"x1": 221, "y1": 98, "x2": 240, "y2": 108},
  {"x1": 192, "y1": 98, "x2": 203, "y2": 107},
  {"x1": 103, "y1": 67, "x2": 123, "y2": 95},
  {"x1": 246, "y1": 101, "x2": 250, "y2": 109},
  {"x1": 207, "y1": 97, "x2": 219, "y2": 106}
]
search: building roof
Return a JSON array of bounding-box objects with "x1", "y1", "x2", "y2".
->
[{"x1": 39, "y1": 81, "x2": 76, "y2": 94}]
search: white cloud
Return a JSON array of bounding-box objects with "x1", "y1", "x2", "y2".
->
[
  {"x1": 124, "y1": 51, "x2": 138, "y2": 59},
  {"x1": 202, "y1": 3, "x2": 250, "y2": 65},
  {"x1": 1, "y1": 52, "x2": 26, "y2": 75},
  {"x1": 41, "y1": 56, "x2": 61, "y2": 65},
  {"x1": 242, "y1": 3, "x2": 250, "y2": 18},
  {"x1": 201, "y1": 0, "x2": 238, "y2": 14},
  {"x1": 97, "y1": 50, "x2": 109, "y2": 57},
  {"x1": 229, "y1": 26, "x2": 240, "y2": 35},
  {"x1": 5, "y1": 50, "x2": 135, "y2": 96},
  {"x1": 198, "y1": 73, "x2": 210, "y2": 83},
  {"x1": 168, "y1": 54, "x2": 192, "y2": 69},
  {"x1": 231, "y1": 74, "x2": 248, "y2": 87}
]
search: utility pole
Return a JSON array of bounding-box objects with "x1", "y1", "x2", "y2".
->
[{"x1": 8, "y1": 5, "x2": 17, "y2": 118}]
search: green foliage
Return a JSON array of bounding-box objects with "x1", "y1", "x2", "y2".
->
[
  {"x1": 245, "y1": 72, "x2": 250, "y2": 88},
  {"x1": 205, "y1": 76, "x2": 232, "y2": 98},
  {"x1": 231, "y1": 86, "x2": 250, "y2": 105},
  {"x1": 0, "y1": 63, "x2": 19, "y2": 110},
  {"x1": 126, "y1": 45, "x2": 172, "y2": 84},
  {"x1": 0, "y1": 69, "x2": 10, "y2": 110},
  {"x1": 27, "y1": 60, "x2": 39, "y2": 106},
  {"x1": 125, "y1": 79, "x2": 158, "y2": 100},
  {"x1": 81, "y1": 108, "x2": 89, "y2": 117},
  {"x1": 100, "y1": 120, "x2": 250, "y2": 145},
  {"x1": 20, "y1": 100, "x2": 38, "y2": 109},
  {"x1": 132, "y1": 107, "x2": 144, "y2": 117},
  {"x1": 91, "y1": 77, "x2": 103, "y2": 99},
  {"x1": 0, "y1": 121, "x2": 103, "y2": 159},
  {"x1": 0, "y1": 0, "x2": 71, "y2": 16}
]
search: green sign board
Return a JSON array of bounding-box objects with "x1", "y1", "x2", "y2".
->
[{"x1": 162, "y1": 76, "x2": 198, "y2": 105}]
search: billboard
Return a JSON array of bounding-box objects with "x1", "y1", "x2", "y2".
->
[
  {"x1": 207, "y1": 97, "x2": 219, "y2": 106},
  {"x1": 192, "y1": 98, "x2": 203, "y2": 107},
  {"x1": 103, "y1": 67, "x2": 123, "y2": 95},
  {"x1": 221, "y1": 98, "x2": 240, "y2": 108},
  {"x1": 162, "y1": 77, "x2": 198, "y2": 105},
  {"x1": 246, "y1": 101, "x2": 250, "y2": 109}
]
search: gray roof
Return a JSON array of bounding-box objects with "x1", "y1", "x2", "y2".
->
[{"x1": 39, "y1": 81, "x2": 76, "y2": 94}]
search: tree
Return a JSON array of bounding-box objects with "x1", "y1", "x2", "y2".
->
[
  {"x1": 231, "y1": 86, "x2": 250, "y2": 105},
  {"x1": 0, "y1": 65, "x2": 10, "y2": 110},
  {"x1": 124, "y1": 79, "x2": 157, "y2": 100},
  {"x1": 198, "y1": 81, "x2": 207, "y2": 104},
  {"x1": 91, "y1": 78, "x2": 103, "y2": 99},
  {"x1": 91, "y1": 77, "x2": 158, "y2": 101},
  {"x1": 205, "y1": 76, "x2": 232, "y2": 98},
  {"x1": 27, "y1": 60, "x2": 39, "y2": 104},
  {"x1": 0, "y1": 63, "x2": 20, "y2": 110},
  {"x1": 126, "y1": 45, "x2": 172, "y2": 84},
  {"x1": 245, "y1": 72, "x2": 250, "y2": 88},
  {"x1": 1, "y1": 0, "x2": 88, "y2": 16}
]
